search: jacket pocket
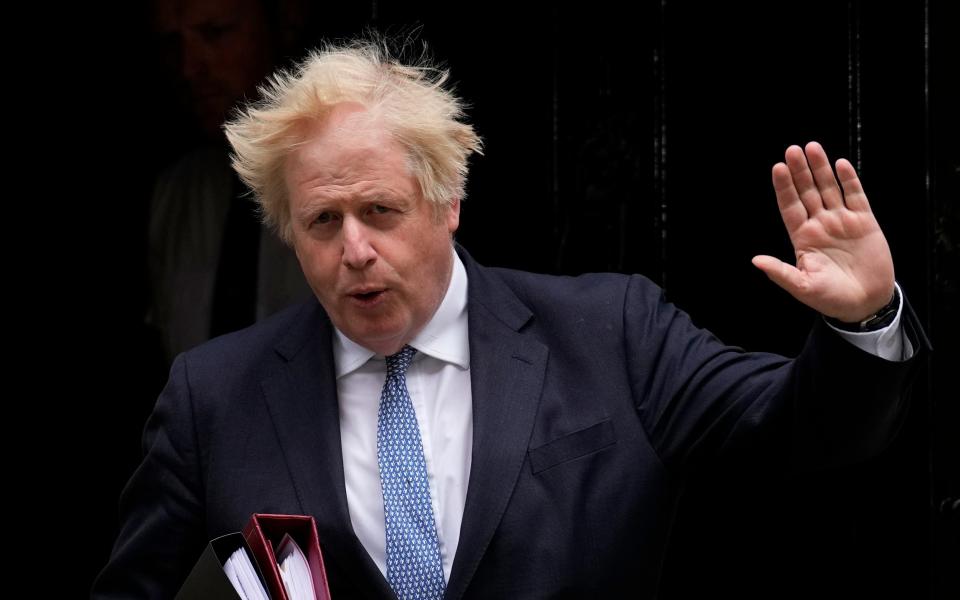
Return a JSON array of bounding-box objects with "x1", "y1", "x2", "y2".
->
[{"x1": 529, "y1": 419, "x2": 617, "y2": 474}]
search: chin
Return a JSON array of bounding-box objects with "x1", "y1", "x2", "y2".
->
[{"x1": 349, "y1": 325, "x2": 409, "y2": 353}]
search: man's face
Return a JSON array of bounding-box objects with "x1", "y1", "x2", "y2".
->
[
  {"x1": 286, "y1": 106, "x2": 460, "y2": 356},
  {"x1": 152, "y1": 0, "x2": 274, "y2": 136}
]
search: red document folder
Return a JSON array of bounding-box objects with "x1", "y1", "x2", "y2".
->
[{"x1": 243, "y1": 513, "x2": 332, "y2": 600}]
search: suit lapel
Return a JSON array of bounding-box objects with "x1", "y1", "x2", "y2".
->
[
  {"x1": 259, "y1": 301, "x2": 396, "y2": 599},
  {"x1": 445, "y1": 251, "x2": 549, "y2": 600}
]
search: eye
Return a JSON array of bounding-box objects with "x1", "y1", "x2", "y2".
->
[
  {"x1": 198, "y1": 23, "x2": 231, "y2": 41},
  {"x1": 315, "y1": 212, "x2": 338, "y2": 225},
  {"x1": 371, "y1": 204, "x2": 391, "y2": 215}
]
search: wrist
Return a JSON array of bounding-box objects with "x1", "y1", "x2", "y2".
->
[{"x1": 824, "y1": 285, "x2": 900, "y2": 332}]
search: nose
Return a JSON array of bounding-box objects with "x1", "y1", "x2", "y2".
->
[
  {"x1": 341, "y1": 216, "x2": 377, "y2": 270},
  {"x1": 179, "y1": 32, "x2": 208, "y2": 84}
]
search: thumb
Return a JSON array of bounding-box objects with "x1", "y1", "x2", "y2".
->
[{"x1": 752, "y1": 255, "x2": 808, "y2": 299}]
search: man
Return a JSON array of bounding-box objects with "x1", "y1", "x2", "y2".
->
[
  {"x1": 147, "y1": 0, "x2": 313, "y2": 365},
  {"x1": 94, "y1": 40, "x2": 925, "y2": 599}
]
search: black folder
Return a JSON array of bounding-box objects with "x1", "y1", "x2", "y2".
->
[{"x1": 174, "y1": 532, "x2": 271, "y2": 599}]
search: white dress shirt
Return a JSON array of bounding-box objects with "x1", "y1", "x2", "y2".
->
[
  {"x1": 335, "y1": 248, "x2": 471, "y2": 582},
  {"x1": 333, "y1": 248, "x2": 912, "y2": 581},
  {"x1": 824, "y1": 282, "x2": 913, "y2": 360},
  {"x1": 148, "y1": 147, "x2": 312, "y2": 363}
]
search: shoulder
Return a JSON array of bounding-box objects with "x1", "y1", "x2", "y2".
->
[
  {"x1": 481, "y1": 263, "x2": 665, "y2": 316},
  {"x1": 177, "y1": 298, "x2": 325, "y2": 385},
  {"x1": 155, "y1": 146, "x2": 233, "y2": 191},
  {"x1": 456, "y1": 246, "x2": 668, "y2": 334}
]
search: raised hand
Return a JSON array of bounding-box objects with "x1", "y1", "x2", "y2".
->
[{"x1": 752, "y1": 142, "x2": 895, "y2": 323}]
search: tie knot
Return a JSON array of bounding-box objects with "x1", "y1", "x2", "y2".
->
[{"x1": 385, "y1": 345, "x2": 417, "y2": 377}]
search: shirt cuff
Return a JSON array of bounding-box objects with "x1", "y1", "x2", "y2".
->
[{"x1": 824, "y1": 282, "x2": 915, "y2": 362}]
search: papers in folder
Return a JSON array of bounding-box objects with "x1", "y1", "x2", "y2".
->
[
  {"x1": 223, "y1": 547, "x2": 270, "y2": 600},
  {"x1": 175, "y1": 514, "x2": 332, "y2": 600},
  {"x1": 275, "y1": 534, "x2": 318, "y2": 600},
  {"x1": 221, "y1": 534, "x2": 314, "y2": 600}
]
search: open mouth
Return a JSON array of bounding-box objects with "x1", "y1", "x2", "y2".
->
[{"x1": 349, "y1": 289, "x2": 386, "y2": 305}]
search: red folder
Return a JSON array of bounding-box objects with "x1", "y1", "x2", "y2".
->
[{"x1": 243, "y1": 513, "x2": 332, "y2": 600}]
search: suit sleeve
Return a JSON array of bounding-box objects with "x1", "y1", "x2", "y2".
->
[
  {"x1": 91, "y1": 354, "x2": 207, "y2": 599},
  {"x1": 624, "y1": 275, "x2": 926, "y2": 472}
]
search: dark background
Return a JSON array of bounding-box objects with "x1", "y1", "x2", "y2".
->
[{"x1": 38, "y1": 0, "x2": 956, "y2": 597}]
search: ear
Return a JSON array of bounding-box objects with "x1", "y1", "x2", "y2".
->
[{"x1": 445, "y1": 197, "x2": 461, "y2": 235}]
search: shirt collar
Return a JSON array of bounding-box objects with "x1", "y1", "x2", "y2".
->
[{"x1": 333, "y1": 246, "x2": 470, "y2": 378}]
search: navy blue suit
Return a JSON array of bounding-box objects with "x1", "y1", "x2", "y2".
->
[{"x1": 93, "y1": 246, "x2": 924, "y2": 599}]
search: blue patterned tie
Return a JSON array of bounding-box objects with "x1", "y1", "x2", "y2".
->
[{"x1": 377, "y1": 345, "x2": 446, "y2": 600}]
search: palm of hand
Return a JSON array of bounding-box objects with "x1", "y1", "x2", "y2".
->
[{"x1": 753, "y1": 142, "x2": 895, "y2": 323}]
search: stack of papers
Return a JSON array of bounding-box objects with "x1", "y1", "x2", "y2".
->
[
  {"x1": 276, "y1": 534, "x2": 318, "y2": 600},
  {"x1": 223, "y1": 547, "x2": 270, "y2": 600}
]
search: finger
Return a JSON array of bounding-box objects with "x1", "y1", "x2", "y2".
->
[
  {"x1": 772, "y1": 162, "x2": 808, "y2": 232},
  {"x1": 835, "y1": 158, "x2": 872, "y2": 212},
  {"x1": 752, "y1": 255, "x2": 809, "y2": 300},
  {"x1": 784, "y1": 144, "x2": 824, "y2": 216},
  {"x1": 804, "y1": 141, "x2": 844, "y2": 210}
]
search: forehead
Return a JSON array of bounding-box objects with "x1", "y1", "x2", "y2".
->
[
  {"x1": 309, "y1": 104, "x2": 388, "y2": 147},
  {"x1": 287, "y1": 106, "x2": 411, "y2": 182}
]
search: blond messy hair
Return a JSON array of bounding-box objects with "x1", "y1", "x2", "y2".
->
[{"x1": 224, "y1": 38, "x2": 483, "y2": 245}]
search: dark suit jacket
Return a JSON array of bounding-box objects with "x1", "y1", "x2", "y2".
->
[{"x1": 93, "y1": 246, "x2": 925, "y2": 599}]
